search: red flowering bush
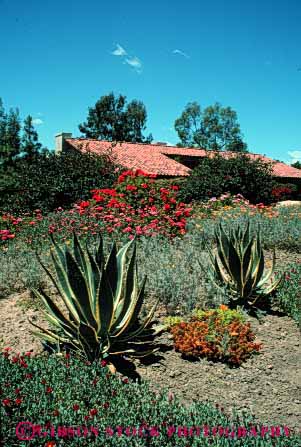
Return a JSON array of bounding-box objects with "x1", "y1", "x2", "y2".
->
[
  {"x1": 75, "y1": 170, "x2": 192, "y2": 238},
  {"x1": 170, "y1": 306, "x2": 262, "y2": 366},
  {"x1": 0, "y1": 210, "x2": 43, "y2": 242}
]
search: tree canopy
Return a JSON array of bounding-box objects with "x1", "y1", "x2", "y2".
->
[
  {"x1": 291, "y1": 160, "x2": 301, "y2": 169},
  {"x1": 21, "y1": 115, "x2": 42, "y2": 160},
  {"x1": 79, "y1": 92, "x2": 152, "y2": 143},
  {"x1": 0, "y1": 98, "x2": 22, "y2": 165},
  {"x1": 174, "y1": 102, "x2": 247, "y2": 152}
]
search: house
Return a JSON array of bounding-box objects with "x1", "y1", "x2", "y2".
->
[{"x1": 55, "y1": 133, "x2": 301, "y2": 183}]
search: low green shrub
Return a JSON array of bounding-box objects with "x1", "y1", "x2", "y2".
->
[
  {"x1": 0, "y1": 150, "x2": 118, "y2": 214},
  {"x1": 179, "y1": 153, "x2": 276, "y2": 205},
  {"x1": 1, "y1": 351, "x2": 300, "y2": 446}
]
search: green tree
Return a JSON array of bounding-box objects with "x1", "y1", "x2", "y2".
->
[
  {"x1": 21, "y1": 115, "x2": 42, "y2": 160},
  {"x1": 291, "y1": 161, "x2": 301, "y2": 169},
  {"x1": 0, "y1": 98, "x2": 7, "y2": 153},
  {"x1": 0, "y1": 102, "x2": 21, "y2": 165},
  {"x1": 175, "y1": 102, "x2": 247, "y2": 152},
  {"x1": 79, "y1": 92, "x2": 152, "y2": 143}
]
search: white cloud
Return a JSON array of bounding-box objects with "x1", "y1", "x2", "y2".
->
[
  {"x1": 112, "y1": 43, "x2": 127, "y2": 57},
  {"x1": 124, "y1": 56, "x2": 142, "y2": 73},
  {"x1": 287, "y1": 150, "x2": 301, "y2": 165},
  {"x1": 111, "y1": 44, "x2": 142, "y2": 73},
  {"x1": 172, "y1": 49, "x2": 190, "y2": 59},
  {"x1": 32, "y1": 118, "x2": 43, "y2": 125}
]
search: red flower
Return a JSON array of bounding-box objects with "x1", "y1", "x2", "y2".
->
[
  {"x1": 73, "y1": 404, "x2": 80, "y2": 411},
  {"x1": 122, "y1": 378, "x2": 129, "y2": 384},
  {"x1": 100, "y1": 360, "x2": 107, "y2": 367},
  {"x1": 14, "y1": 388, "x2": 21, "y2": 394},
  {"x1": 53, "y1": 409, "x2": 60, "y2": 416},
  {"x1": 103, "y1": 402, "x2": 110, "y2": 409},
  {"x1": 126, "y1": 185, "x2": 137, "y2": 191},
  {"x1": 89, "y1": 408, "x2": 98, "y2": 417},
  {"x1": 15, "y1": 398, "x2": 22, "y2": 405},
  {"x1": 41, "y1": 379, "x2": 47, "y2": 385},
  {"x1": 2, "y1": 399, "x2": 10, "y2": 406},
  {"x1": 26, "y1": 373, "x2": 33, "y2": 379},
  {"x1": 79, "y1": 201, "x2": 90, "y2": 209},
  {"x1": 46, "y1": 387, "x2": 53, "y2": 394}
]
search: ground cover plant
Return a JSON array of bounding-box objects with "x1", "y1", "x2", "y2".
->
[
  {"x1": 1, "y1": 350, "x2": 300, "y2": 447},
  {"x1": 168, "y1": 305, "x2": 262, "y2": 366}
]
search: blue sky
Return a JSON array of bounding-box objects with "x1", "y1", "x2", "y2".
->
[{"x1": 0, "y1": 0, "x2": 300, "y2": 164}]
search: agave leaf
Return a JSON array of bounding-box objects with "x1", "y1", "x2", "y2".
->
[
  {"x1": 252, "y1": 243, "x2": 265, "y2": 289},
  {"x1": 72, "y1": 233, "x2": 89, "y2": 278},
  {"x1": 112, "y1": 243, "x2": 138, "y2": 328},
  {"x1": 105, "y1": 242, "x2": 118, "y2": 299},
  {"x1": 261, "y1": 274, "x2": 285, "y2": 295},
  {"x1": 116, "y1": 298, "x2": 159, "y2": 341},
  {"x1": 65, "y1": 250, "x2": 98, "y2": 329},
  {"x1": 214, "y1": 256, "x2": 229, "y2": 285},
  {"x1": 95, "y1": 235, "x2": 104, "y2": 269},
  {"x1": 125, "y1": 348, "x2": 160, "y2": 358},
  {"x1": 95, "y1": 269, "x2": 114, "y2": 337},
  {"x1": 50, "y1": 250, "x2": 84, "y2": 321},
  {"x1": 31, "y1": 288, "x2": 78, "y2": 335},
  {"x1": 257, "y1": 249, "x2": 276, "y2": 288},
  {"x1": 242, "y1": 221, "x2": 251, "y2": 249},
  {"x1": 29, "y1": 319, "x2": 70, "y2": 344},
  {"x1": 50, "y1": 233, "x2": 67, "y2": 270},
  {"x1": 242, "y1": 238, "x2": 255, "y2": 286},
  {"x1": 37, "y1": 253, "x2": 81, "y2": 324},
  {"x1": 86, "y1": 246, "x2": 101, "y2": 311},
  {"x1": 114, "y1": 238, "x2": 135, "y2": 303},
  {"x1": 111, "y1": 272, "x2": 146, "y2": 337},
  {"x1": 228, "y1": 240, "x2": 243, "y2": 293},
  {"x1": 216, "y1": 225, "x2": 231, "y2": 274}
]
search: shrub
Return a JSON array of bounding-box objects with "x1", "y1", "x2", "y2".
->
[
  {"x1": 1, "y1": 350, "x2": 299, "y2": 446},
  {"x1": 170, "y1": 305, "x2": 262, "y2": 366},
  {"x1": 179, "y1": 153, "x2": 276, "y2": 204},
  {"x1": 0, "y1": 150, "x2": 118, "y2": 214},
  {"x1": 274, "y1": 261, "x2": 301, "y2": 329}
]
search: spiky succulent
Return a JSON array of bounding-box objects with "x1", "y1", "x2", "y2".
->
[
  {"x1": 202, "y1": 221, "x2": 284, "y2": 308},
  {"x1": 29, "y1": 234, "x2": 161, "y2": 372}
]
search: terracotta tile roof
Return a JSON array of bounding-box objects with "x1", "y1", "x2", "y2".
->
[{"x1": 65, "y1": 138, "x2": 301, "y2": 179}]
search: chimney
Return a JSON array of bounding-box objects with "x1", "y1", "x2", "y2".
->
[{"x1": 55, "y1": 132, "x2": 72, "y2": 153}]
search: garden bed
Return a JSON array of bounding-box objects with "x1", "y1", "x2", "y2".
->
[{"x1": 1, "y1": 291, "x2": 300, "y2": 432}]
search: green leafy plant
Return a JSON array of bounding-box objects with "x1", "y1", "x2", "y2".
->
[
  {"x1": 202, "y1": 221, "x2": 284, "y2": 309},
  {"x1": 2, "y1": 351, "x2": 300, "y2": 446},
  {"x1": 29, "y1": 233, "x2": 161, "y2": 372}
]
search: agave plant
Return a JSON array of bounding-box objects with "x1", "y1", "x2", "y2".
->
[
  {"x1": 29, "y1": 234, "x2": 162, "y2": 372},
  {"x1": 202, "y1": 221, "x2": 284, "y2": 308}
]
